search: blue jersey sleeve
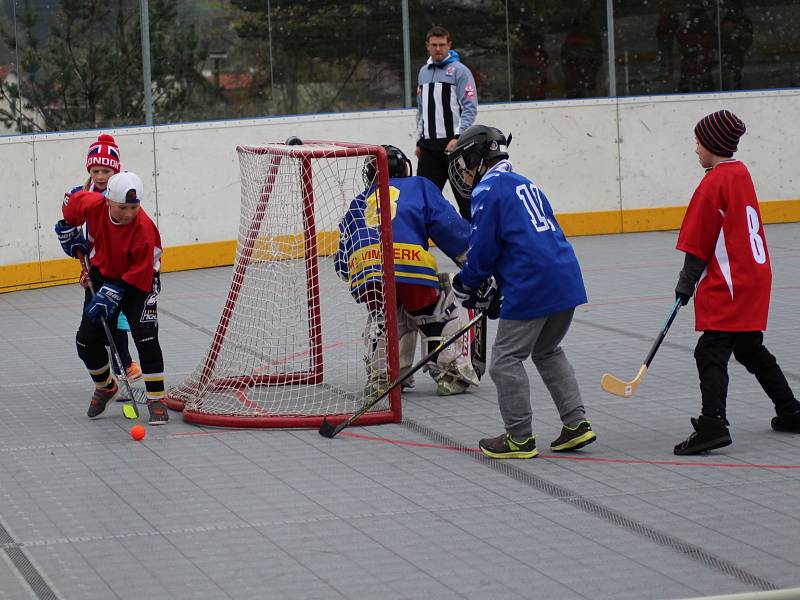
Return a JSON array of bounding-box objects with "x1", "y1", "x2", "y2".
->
[
  {"x1": 421, "y1": 179, "x2": 470, "y2": 261},
  {"x1": 460, "y1": 189, "x2": 500, "y2": 288}
]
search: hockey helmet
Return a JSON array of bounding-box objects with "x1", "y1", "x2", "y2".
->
[
  {"x1": 362, "y1": 145, "x2": 413, "y2": 188},
  {"x1": 447, "y1": 125, "x2": 510, "y2": 197}
]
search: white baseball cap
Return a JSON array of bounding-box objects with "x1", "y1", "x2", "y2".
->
[{"x1": 107, "y1": 171, "x2": 143, "y2": 204}]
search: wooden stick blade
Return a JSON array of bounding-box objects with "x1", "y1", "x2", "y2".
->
[{"x1": 600, "y1": 365, "x2": 648, "y2": 398}]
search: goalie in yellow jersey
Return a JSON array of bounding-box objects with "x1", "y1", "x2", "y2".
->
[{"x1": 335, "y1": 145, "x2": 479, "y2": 396}]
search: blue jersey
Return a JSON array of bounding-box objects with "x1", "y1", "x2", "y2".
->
[
  {"x1": 335, "y1": 176, "x2": 469, "y2": 301},
  {"x1": 459, "y1": 161, "x2": 587, "y2": 320}
]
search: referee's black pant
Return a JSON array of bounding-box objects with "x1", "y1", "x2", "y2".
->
[
  {"x1": 694, "y1": 331, "x2": 800, "y2": 420},
  {"x1": 417, "y1": 140, "x2": 472, "y2": 221}
]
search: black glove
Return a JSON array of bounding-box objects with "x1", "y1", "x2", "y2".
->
[
  {"x1": 475, "y1": 278, "x2": 502, "y2": 319},
  {"x1": 452, "y1": 273, "x2": 481, "y2": 308},
  {"x1": 486, "y1": 291, "x2": 502, "y2": 320},
  {"x1": 675, "y1": 290, "x2": 691, "y2": 306}
]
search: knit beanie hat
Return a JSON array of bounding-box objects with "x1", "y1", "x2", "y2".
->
[
  {"x1": 694, "y1": 110, "x2": 746, "y2": 158},
  {"x1": 86, "y1": 134, "x2": 121, "y2": 173}
]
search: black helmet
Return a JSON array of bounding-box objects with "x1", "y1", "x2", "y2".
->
[
  {"x1": 362, "y1": 144, "x2": 413, "y2": 188},
  {"x1": 447, "y1": 125, "x2": 511, "y2": 197}
]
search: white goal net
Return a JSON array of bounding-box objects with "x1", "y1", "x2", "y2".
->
[{"x1": 166, "y1": 141, "x2": 401, "y2": 428}]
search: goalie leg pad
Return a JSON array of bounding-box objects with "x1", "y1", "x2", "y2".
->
[
  {"x1": 397, "y1": 308, "x2": 418, "y2": 389},
  {"x1": 418, "y1": 316, "x2": 479, "y2": 391},
  {"x1": 363, "y1": 312, "x2": 388, "y2": 391}
]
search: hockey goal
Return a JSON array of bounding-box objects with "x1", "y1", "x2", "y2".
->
[{"x1": 166, "y1": 141, "x2": 400, "y2": 428}]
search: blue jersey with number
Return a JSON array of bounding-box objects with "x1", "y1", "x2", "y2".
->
[
  {"x1": 459, "y1": 161, "x2": 587, "y2": 320},
  {"x1": 335, "y1": 176, "x2": 469, "y2": 301}
]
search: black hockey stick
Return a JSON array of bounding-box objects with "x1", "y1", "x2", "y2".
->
[
  {"x1": 469, "y1": 278, "x2": 499, "y2": 380},
  {"x1": 470, "y1": 309, "x2": 487, "y2": 379},
  {"x1": 319, "y1": 310, "x2": 485, "y2": 439},
  {"x1": 600, "y1": 298, "x2": 681, "y2": 398},
  {"x1": 77, "y1": 252, "x2": 141, "y2": 419}
]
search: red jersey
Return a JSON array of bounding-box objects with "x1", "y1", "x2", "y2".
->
[
  {"x1": 62, "y1": 191, "x2": 162, "y2": 292},
  {"x1": 676, "y1": 160, "x2": 771, "y2": 331}
]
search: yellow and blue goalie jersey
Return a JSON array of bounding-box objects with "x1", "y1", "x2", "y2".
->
[{"x1": 335, "y1": 176, "x2": 470, "y2": 302}]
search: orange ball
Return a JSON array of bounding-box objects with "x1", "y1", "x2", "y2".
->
[{"x1": 130, "y1": 424, "x2": 146, "y2": 441}]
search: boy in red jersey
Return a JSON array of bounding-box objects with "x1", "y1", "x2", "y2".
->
[
  {"x1": 673, "y1": 110, "x2": 800, "y2": 455},
  {"x1": 71, "y1": 134, "x2": 142, "y2": 384},
  {"x1": 55, "y1": 171, "x2": 169, "y2": 424}
]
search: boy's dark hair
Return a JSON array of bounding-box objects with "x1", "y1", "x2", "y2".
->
[{"x1": 426, "y1": 26, "x2": 451, "y2": 42}]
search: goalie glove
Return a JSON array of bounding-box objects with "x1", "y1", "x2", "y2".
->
[
  {"x1": 55, "y1": 219, "x2": 89, "y2": 258},
  {"x1": 85, "y1": 282, "x2": 125, "y2": 325}
]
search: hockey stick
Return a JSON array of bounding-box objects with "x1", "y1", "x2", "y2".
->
[
  {"x1": 319, "y1": 310, "x2": 485, "y2": 439},
  {"x1": 470, "y1": 309, "x2": 487, "y2": 379},
  {"x1": 468, "y1": 278, "x2": 497, "y2": 380},
  {"x1": 600, "y1": 298, "x2": 681, "y2": 398},
  {"x1": 77, "y1": 252, "x2": 140, "y2": 419}
]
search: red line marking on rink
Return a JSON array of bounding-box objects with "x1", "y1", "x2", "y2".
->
[
  {"x1": 339, "y1": 432, "x2": 800, "y2": 470},
  {"x1": 167, "y1": 430, "x2": 800, "y2": 469}
]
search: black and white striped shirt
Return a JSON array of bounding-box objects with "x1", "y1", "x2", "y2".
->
[{"x1": 416, "y1": 57, "x2": 478, "y2": 142}]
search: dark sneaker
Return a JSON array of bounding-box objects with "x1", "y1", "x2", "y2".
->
[
  {"x1": 479, "y1": 433, "x2": 539, "y2": 459},
  {"x1": 147, "y1": 400, "x2": 169, "y2": 425},
  {"x1": 674, "y1": 416, "x2": 731, "y2": 455},
  {"x1": 550, "y1": 420, "x2": 597, "y2": 452},
  {"x1": 87, "y1": 382, "x2": 120, "y2": 419},
  {"x1": 771, "y1": 410, "x2": 800, "y2": 433}
]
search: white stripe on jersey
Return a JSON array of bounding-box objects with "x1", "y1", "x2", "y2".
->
[
  {"x1": 433, "y1": 83, "x2": 446, "y2": 138},
  {"x1": 714, "y1": 210, "x2": 734, "y2": 300},
  {"x1": 421, "y1": 82, "x2": 462, "y2": 139}
]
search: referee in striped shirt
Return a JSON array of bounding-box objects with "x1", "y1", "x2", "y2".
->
[{"x1": 415, "y1": 26, "x2": 478, "y2": 221}]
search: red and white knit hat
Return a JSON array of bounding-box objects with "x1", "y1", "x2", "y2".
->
[{"x1": 86, "y1": 134, "x2": 121, "y2": 173}]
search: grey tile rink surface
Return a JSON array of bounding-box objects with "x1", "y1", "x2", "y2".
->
[{"x1": 1, "y1": 225, "x2": 800, "y2": 600}]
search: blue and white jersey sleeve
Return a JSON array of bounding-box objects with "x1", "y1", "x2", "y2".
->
[
  {"x1": 420, "y1": 178, "x2": 470, "y2": 261},
  {"x1": 459, "y1": 169, "x2": 587, "y2": 320}
]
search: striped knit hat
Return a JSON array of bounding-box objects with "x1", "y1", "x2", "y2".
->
[{"x1": 694, "y1": 110, "x2": 746, "y2": 157}]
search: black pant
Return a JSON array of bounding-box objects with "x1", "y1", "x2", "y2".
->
[
  {"x1": 77, "y1": 268, "x2": 164, "y2": 396},
  {"x1": 694, "y1": 331, "x2": 798, "y2": 419},
  {"x1": 417, "y1": 140, "x2": 472, "y2": 221},
  {"x1": 111, "y1": 326, "x2": 132, "y2": 369}
]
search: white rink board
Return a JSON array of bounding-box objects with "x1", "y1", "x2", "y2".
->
[
  {"x1": 0, "y1": 140, "x2": 37, "y2": 264},
  {"x1": 25, "y1": 129, "x2": 157, "y2": 266},
  {"x1": 617, "y1": 90, "x2": 800, "y2": 210},
  {"x1": 1, "y1": 88, "x2": 799, "y2": 267}
]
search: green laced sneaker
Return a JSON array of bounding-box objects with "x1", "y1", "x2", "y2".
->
[
  {"x1": 478, "y1": 433, "x2": 538, "y2": 459},
  {"x1": 550, "y1": 420, "x2": 597, "y2": 452}
]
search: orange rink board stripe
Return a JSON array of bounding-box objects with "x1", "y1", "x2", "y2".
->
[{"x1": 3, "y1": 199, "x2": 799, "y2": 293}]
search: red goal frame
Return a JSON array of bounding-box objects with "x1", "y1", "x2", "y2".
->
[{"x1": 166, "y1": 142, "x2": 401, "y2": 428}]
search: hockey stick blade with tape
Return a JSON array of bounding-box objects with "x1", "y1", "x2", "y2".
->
[
  {"x1": 319, "y1": 310, "x2": 485, "y2": 438},
  {"x1": 600, "y1": 299, "x2": 681, "y2": 398},
  {"x1": 77, "y1": 252, "x2": 141, "y2": 419}
]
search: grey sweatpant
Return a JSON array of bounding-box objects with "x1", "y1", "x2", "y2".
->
[{"x1": 488, "y1": 308, "x2": 585, "y2": 438}]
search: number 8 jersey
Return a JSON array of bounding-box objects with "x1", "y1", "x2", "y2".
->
[{"x1": 677, "y1": 160, "x2": 772, "y2": 331}]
